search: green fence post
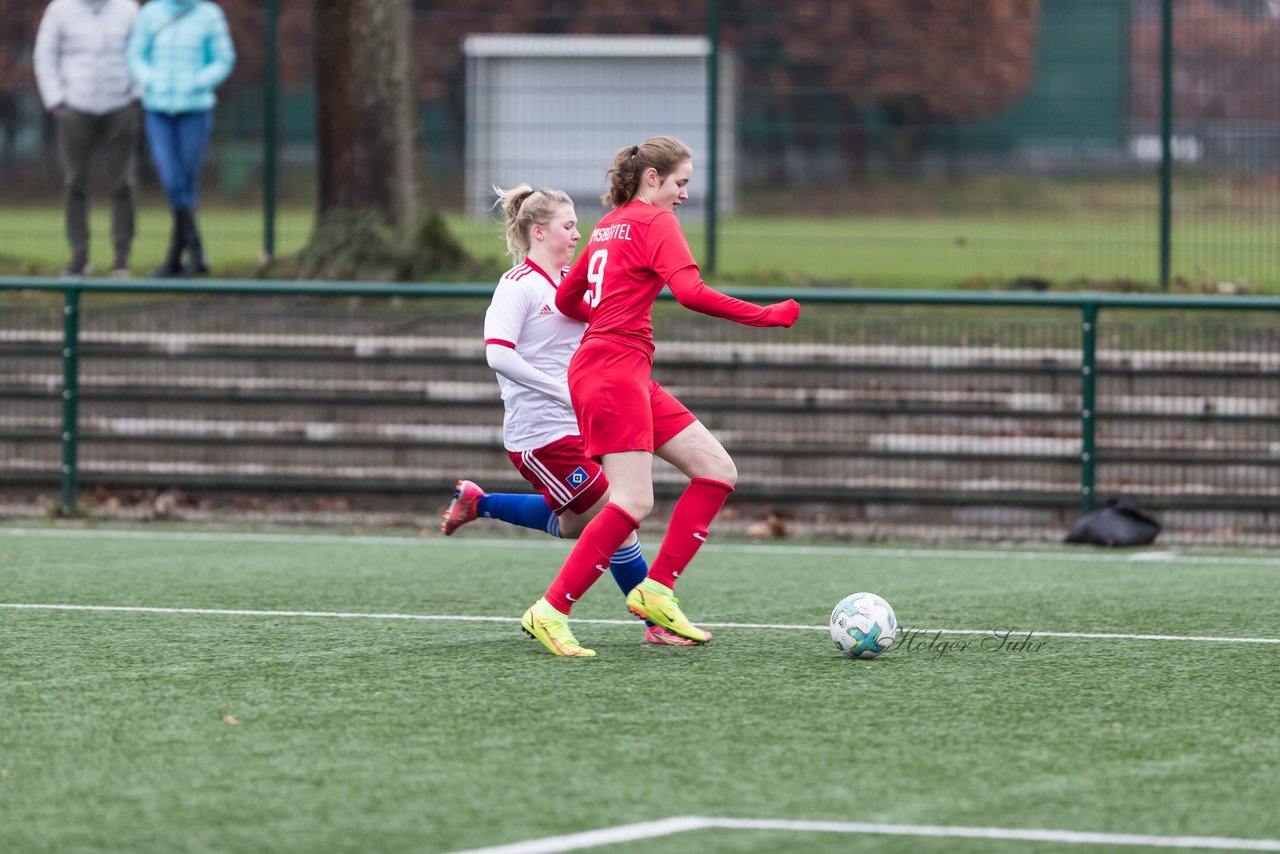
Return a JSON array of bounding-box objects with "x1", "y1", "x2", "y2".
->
[
  {"x1": 1158, "y1": 0, "x2": 1173, "y2": 292},
  {"x1": 60, "y1": 287, "x2": 81, "y2": 517},
  {"x1": 262, "y1": 0, "x2": 279, "y2": 262},
  {"x1": 1079, "y1": 301, "x2": 1098, "y2": 516},
  {"x1": 704, "y1": 0, "x2": 720, "y2": 274}
]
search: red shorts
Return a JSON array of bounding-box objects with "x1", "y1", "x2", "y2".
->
[
  {"x1": 568, "y1": 339, "x2": 696, "y2": 459},
  {"x1": 507, "y1": 433, "x2": 609, "y2": 515}
]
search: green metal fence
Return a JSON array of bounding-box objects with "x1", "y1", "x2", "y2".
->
[{"x1": 3, "y1": 278, "x2": 1276, "y2": 545}]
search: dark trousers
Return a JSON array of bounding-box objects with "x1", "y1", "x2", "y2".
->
[{"x1": 56, "y1": 103, "x2": 140, "y2": 254}]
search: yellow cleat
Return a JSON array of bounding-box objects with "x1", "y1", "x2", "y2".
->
[
  {"x1": 520, "y1": 598, "x2": 596, "y2": 657},
  {"x1": 626, "y1": 579, "x2": 711, "y2": 644}
]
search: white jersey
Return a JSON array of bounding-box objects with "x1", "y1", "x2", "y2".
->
[
  {"x1": 484, "y1": 260, "x2": 585, "y2": 451},
  {"x1": 34, "y1": 0, "x2": 141, "y2": 115}
]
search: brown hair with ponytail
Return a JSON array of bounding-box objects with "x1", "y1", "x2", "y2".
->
[{"x1": 600, "y1": 136, "x2": 693, "y2": 209}]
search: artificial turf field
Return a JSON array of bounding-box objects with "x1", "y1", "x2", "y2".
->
[{"x1": 2, "y1": 525, "x2": 1278, "y2": 853}]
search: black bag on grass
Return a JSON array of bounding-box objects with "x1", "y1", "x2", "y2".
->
[{"x1": 1064, "y1": 494, "x2": 1161, "y2": 547}]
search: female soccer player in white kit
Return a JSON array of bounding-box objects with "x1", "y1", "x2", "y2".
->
[{"x1": 441, "y1": 184, "x2": 695, "y2": 647}]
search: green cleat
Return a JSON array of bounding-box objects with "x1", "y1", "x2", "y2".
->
[
  {"x1": 625, "y1": 579, "x2": 711, "y2": 644},
  {"x1": 520, "y1": 598, "x2": 596, "y2": 657}
]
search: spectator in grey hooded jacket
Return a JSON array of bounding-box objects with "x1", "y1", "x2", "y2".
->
[{"x1": 34, "y1": 0, "x2": 142, "y2": 277}]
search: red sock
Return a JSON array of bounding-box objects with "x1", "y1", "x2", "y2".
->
[
  {"x1": 648, "y1": 477, "x2": 734, "y2": 588},
  {"x1": 545, "y1": 503, "x2": 640, "y2": 613}
]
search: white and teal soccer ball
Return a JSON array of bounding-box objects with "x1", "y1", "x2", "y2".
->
[{"x1": 829, "y1": 592, "x2": 896, "y2": 659}]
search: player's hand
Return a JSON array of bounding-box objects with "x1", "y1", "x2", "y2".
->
[{"x1": 763, "y1": 299, "x2": 800, "y2": 328}]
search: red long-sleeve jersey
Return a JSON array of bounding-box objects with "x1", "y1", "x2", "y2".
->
[{"x1": 556, "y1": 201, "x2": 798, "y2": 361}]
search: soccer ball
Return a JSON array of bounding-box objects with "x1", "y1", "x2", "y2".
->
[{"x1": 829, "y1": 592, "x2": 896, "y2": 659}]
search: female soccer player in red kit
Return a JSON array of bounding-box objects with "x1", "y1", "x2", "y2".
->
[{"x1": 519, "y1": 135, "x2": 801, "y2": 656}]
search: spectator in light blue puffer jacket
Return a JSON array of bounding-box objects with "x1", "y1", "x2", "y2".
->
[{"x1": 126, "y1": 0, "x2": 234, "y2": 276}]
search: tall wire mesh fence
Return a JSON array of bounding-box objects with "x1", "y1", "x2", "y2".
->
[{"x1": 0, "y1": 0, "x2": 1278, "y2": 289}]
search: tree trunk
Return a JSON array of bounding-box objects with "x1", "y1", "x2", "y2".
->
[{"x1": 314, "y1": 0, "x2": 418, "y2": 234}]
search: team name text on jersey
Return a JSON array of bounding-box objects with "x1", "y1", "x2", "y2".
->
[{"x1": 589, "y1": 223, "x2": 633, "y2": 243}]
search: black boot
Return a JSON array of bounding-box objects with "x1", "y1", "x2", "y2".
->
[
  {"x1": 62, "y1": 247, "x2": 89, "y2": 276},
  {"x1": 181, "y1": 208, "x2": 210, "y2": 275},
  {"x1": 110, "y1": 245, "x2": 131, "y2": 278},
  {"x1": 150, "y1": 209, "x2": 187, "y2": 277}
]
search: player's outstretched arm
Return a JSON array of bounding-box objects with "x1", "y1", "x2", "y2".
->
[{"x1": 667, "y1": 266, "x2": 800, "y2": 328}]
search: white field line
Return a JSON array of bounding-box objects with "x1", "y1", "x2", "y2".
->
[
  {"x1": 1, "y1": 603, "x2": 1277, "y2": 646},
  {"x1": 3, "y1": 527, "x2": 1280, "y2": 568},
  {"x1": 448, "y1": 816, "x2": 1280, "y2": 853}
]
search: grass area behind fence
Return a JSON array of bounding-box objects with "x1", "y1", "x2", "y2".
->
[
  {"x1": 2, "y1": 525, "x2": 1278, "y2": 853},
  {"x1": 0, "y1": 206, "x2": 1277, "y2": 292}
]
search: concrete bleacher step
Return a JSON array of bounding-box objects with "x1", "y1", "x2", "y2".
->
[
  {"x1": 7, "y1": 367, "x2": 1278, "y2": 417},
  {"x1": 4, "y1": 410, "x2": 1276, "y2": 459}
]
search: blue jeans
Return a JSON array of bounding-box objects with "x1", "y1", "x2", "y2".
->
[{"x1": 144, "y1": 110, "x2": 212, "y2": 211}]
